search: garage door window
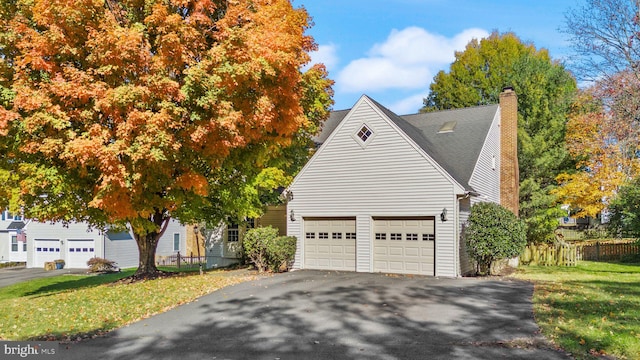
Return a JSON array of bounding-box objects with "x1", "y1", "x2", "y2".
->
[
  {"x1": 346, "y1": 233, "x2": 356, "y2": 240},
  {"x1": 423, "y1": 234, "x2": 435, "y2": 241},
  {"x1": 390, "y1": 233, "x2": 402, "y2": 241},
  {"x1": 305, "y1": 232, "x2": 315, "y2": 239},
  {"x1": 318, "y1": 232, "x2": 329, "y2": 239},
  {"x1": 332, "y1": 232, "x2": 342, "y2": 239},
  {"x1": 375, "y1": 233, "x2": 386, "y2": 240},
  {"x1": 406, "y1": 233, "x2": 418, "y2": 241}
]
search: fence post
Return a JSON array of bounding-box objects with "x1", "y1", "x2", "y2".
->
[
  {"x1": 596, "y1": 242, "x2": 600, "y2": 261},
  {"x1": 177, "y1": 251, "x2": 181, "y2": 269}
]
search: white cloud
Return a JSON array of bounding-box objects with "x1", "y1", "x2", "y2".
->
[
  {"x1": 388, "y1": 92, "x2": 429, "y2": 115},
  {"x1": 338, "y1": 27, "x2": 489, "y2": 93},
  {"x1": 339, "y1": 58, "x2": 432, "y2": 92},
  {"x1": 305, "y1": 43, "x2": 339, "y2": 72}
]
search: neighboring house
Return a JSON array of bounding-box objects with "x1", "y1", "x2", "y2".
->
[
  {"x1": 0, "y1": 210, "x2": 27, "y2": 263},
  {"x1": 206, "y1": 205, "x2": 287, "y2": 268},
  {"x1": 25, "y1": 219, "x2": 187, "y2": 269},
  {"x1": 286, "y1": 88, "x2": 519, "y2": 277}
]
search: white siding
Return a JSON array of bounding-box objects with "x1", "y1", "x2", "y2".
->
[
  {"x1": 458, "y1": 197, "x2": 474, "y2": 276},
  {"x1": 0, "y1": 233, "x2": 11, "y2": 262},
  {"x1": 288, "y1": 97, "x2": 461, "y2": 277},
  {"x1": 290, "y1": 214, "x2": 302, "y2": 270},
  {"x1": 26, "y1": 219, "x2": 187, "y2": 269},
  {"x1": 26, "y1": 221, "x2": 104, "y2": 268},
  {"x1": 356, "y1": 215, "x2": 372, "y2": 273},
  {"x1": 469, "y1": 110, "x2": 501, "y2": 205},
  {"x1": 156, "y1": 219, "x2": 186, "y2": 256},
  {"x1": 104, "y1": 233, "x2": 139, "y2": 269}
]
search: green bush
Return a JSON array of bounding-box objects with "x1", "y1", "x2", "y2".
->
[
  {"x1": 465, "y1": 202, "x2": 526, "y2": 275},
  {"x1": 243, "y1": 226, "x2": 297, "y2": 273},
  {"x1": 266, "y1": 235, "x2": 297, "y2": 272}
]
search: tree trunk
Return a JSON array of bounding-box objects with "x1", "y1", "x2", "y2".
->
[
  {"x1": 132, "y1": 210, "x2": 170, "y2": 278},
  {"x1": 134, "y1": 231, "x2": 161, "y2": 277}
]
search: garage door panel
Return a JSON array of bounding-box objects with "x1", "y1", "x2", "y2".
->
[
  {"x1": 405, "y1": 248, "x2": 419, "y2": 257},
  {"x1": 67, "y1": 240, "x2": 95, "y2": 268},
  {"x1": 373, "y1": 218, "x2": 435, "y2": 276},
  {"x1": 304, "y1": 219, "x2": 356, "y2": 271},
  {"x1": 34, "y1": 239, "x2": 61, "y2": 267}
]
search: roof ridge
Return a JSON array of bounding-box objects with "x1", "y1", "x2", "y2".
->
[{"x1": 400, "y1": 103, "x2": 499, "y2": 117}]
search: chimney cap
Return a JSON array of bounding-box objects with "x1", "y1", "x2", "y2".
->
[{"x1": 502, "y1": 86, "x2": 514, "y2": 92}]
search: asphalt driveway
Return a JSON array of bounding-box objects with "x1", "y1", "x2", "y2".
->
[
  {"x1": 60, "y1": 271, "x2": 571, "y2": 360},
  {"x1": 0, "y1": 266, "x2": 87, "y2": 288}
]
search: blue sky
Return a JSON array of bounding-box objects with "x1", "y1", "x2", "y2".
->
[{"x1": 294, "y1": 0, "x2": 582, "y2": 114}]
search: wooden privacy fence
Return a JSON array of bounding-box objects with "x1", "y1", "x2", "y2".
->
[
  {"x1": 521, "y1": 244, "x2": 577, "y2": 266},
  {"x1": 578, "y1": 241, "x2": 640, "y2": 261}
]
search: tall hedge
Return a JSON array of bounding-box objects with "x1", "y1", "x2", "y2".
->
[
  {"x1": 243, "y1": 226, "x2": 297, "y2": 273},
  {"x1": 465, "y1": 202, "x2": 526, "y2": 275}
]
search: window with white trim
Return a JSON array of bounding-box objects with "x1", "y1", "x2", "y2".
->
[
  {"x1": 357, "y1": 124, "x2": 373, "y2": 143},
  {"x1": 173, "y1": 233, "x2": 180, "y2": 251},
  {"x1": 11, "y1": 236, "x2": 17, "y2": 252}
]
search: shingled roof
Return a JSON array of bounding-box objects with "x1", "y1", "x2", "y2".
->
[{"x1": 313, "y1": 96, "x2": 499, "y2": 191}]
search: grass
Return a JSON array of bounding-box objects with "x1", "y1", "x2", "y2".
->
[
  {"x1": 0, "y1": 268, "x2": 257, "y2": 341},
  {"x1": 513, "y1": 261, "x2": 640, "y2": 360}
]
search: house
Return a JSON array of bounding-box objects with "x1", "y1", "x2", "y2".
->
[
  {"x1": 286, "y1": 88, "x2": 519, "y2": 277},
  {"x1": 0, "y1": 210, "x2": 27, "y2": 263},
  {"x1": 206, "y1": 205, "x2": 287, "y2": 268},
  {"x1": 25, "y1": 219, "x2": 187, "y2": 269}
]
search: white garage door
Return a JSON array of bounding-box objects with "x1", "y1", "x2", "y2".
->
[
  {"x1": 66, "y1": 239, "x2": 95, "y2": 268},
  {"x1": 373, "y1": 217, "x2": 435, "y2": 276},
  {"x1": 304, "y1": 218, "x2": 356, "y2": 271},
  {"x1": 34, "y1": 239, "x2": 61, "y2": 268}
]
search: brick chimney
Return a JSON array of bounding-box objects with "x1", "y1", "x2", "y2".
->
[{"x1": 499, "y1": 87, "x2": 519, "y2": 216}]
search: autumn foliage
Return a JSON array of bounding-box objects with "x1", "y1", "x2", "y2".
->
[
  {"x1": 555, "y1": 71, "x2": 640, "y2": 218},
  {"x1": 0, "y1": 0, "x2": 332, "y2": 276}
]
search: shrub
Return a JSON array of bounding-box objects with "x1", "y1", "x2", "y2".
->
[
  {"x1": 243, "y1": 226, "x2": 297, "y2": 273},
  {"x1": 266, "y1": 236, "x2": 297, "y2": 272},
  {"x1": 465, "y1": 202, "x2": 526, "y2": 275},
  {"x1": 87, "y1": 257, "x2": 120, "y2": 273}
]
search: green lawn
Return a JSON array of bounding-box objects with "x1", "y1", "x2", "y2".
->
[
  {"x1": 0, "y1": 268, "x2": 257, "y2": 341},
  {"x1": 514, "y1": 261, "x2": 640, "y2": 360}
]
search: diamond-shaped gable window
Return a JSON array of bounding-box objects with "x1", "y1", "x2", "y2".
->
[{"x1": 357, "y1": 125, "x2": 373, "y2": 143}]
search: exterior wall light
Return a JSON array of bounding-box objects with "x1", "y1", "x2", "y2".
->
[{"x1": 440, "y1": 208, "x2": 448, "y2": 222}]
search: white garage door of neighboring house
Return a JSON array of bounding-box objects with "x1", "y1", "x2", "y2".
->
[
  {"x1": 66, "y1": 239, "x2": 95, "y2": 268},
  {"x1": 34, "y1": 239, "x2": 61, "y2": 267},
  {"x1": 373, "y1": 217, "x2": 435, "y2": 276},
  {"x1": 304, "y1": 218, "x2": 356, "y2": 271}
]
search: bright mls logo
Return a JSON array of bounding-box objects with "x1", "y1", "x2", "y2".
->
[{"x1": 1, "y1": 342, "x2": 59, "y2": 359}]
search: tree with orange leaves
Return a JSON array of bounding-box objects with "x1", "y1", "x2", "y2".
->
[
  {"x1": 554, "y1": 71, "x2": 640, "y2": 218},
  {"x1": 0, "y1": 0, "x2": 333, "y2": 278}
]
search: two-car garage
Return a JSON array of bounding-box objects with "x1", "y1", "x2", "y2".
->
[
  {"x1": 302, "y1": 217, "x2": 435, "y2": 276},
  {"x1": 33, "y1": 238, "x2": 96, "y2": 269}
]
